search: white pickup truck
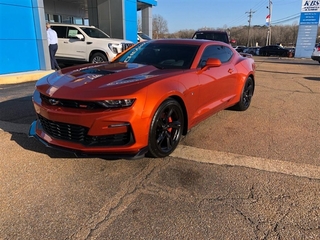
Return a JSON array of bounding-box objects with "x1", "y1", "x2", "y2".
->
[{"x1": 50, "y1": 23, "x2": 134, "y2": 63}]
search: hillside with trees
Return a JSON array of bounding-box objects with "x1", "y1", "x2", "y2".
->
[{"x1": 149, "y1": 14, "x2": 320, "y2": 47}]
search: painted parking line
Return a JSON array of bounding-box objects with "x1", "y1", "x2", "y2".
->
[{"x1": 171, "y1": 145, "x2": 320, "y2": 180}]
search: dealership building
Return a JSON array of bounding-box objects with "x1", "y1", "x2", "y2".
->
[{"x1": 0, "y1": 0, "x2": 157, "y2": 77}]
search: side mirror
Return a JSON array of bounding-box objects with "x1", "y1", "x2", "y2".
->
[
  {"x1": 75, "y1": 34, "x2": 84, "y2": 40},
  {"x1": 202, "y1": 58, "x2": 221, "y2": 69},
  {"x1": 206, "y1": 58, "x2": 222, "y2": 67},
  {"x1": 198, "y1": 58, "x2": 221, "y2": 73}
]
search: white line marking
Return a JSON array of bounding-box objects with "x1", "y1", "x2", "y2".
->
[{"x1": 171, "y1": 145, "x2": 320, "y2": 180}]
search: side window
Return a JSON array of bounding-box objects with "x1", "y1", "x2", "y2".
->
[
  {"x1": 52, "y1": 26, "x2": 67, "y2": 38},
  {"x1": 198, "y1": 45, "x2": 233, "y2": 67},
  {"x1": 223, "y1": 47, "x2": 233, "y2": 62},
  {"x1": 215, "y1": 33, "x2": 229, "y2": 43},
  {"x1": 67, "y1": 27, "x2": 81, "y2": 39}
]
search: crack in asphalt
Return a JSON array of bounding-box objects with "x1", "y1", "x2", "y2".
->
[{"x1": 68, "y1": 160, "x2": 170, "y2": 240}]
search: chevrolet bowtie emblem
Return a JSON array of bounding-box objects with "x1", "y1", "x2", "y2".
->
[{"x1": 48, "y1": 98, "x2": 60, "y2": 105}]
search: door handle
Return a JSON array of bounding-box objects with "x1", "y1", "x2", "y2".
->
[{"x1": 228, "y1": 68, "x2": 234, "y2": 74}]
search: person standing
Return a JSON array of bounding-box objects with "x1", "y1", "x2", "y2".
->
[{"x1": 46, "y1": 22, "x2": 60, "y2": 70}]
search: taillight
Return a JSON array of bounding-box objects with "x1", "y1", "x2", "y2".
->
[{"x1": 317, "y1": 47, "x2": 320, "y2": 51}]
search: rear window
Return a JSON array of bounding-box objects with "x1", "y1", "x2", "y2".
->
[{"x1": 192, "y1": 31, "x2": 229, "y2": 44}]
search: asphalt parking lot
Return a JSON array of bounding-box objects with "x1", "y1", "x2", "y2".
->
[{"x1": 0, "y1": 56, "x2": 319, "y2": 239}]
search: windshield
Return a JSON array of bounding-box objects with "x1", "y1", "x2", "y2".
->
[
  {"x1": 80, "y1": 27, "x2": 110, "y2": 38},
  {"x1": 113, "y1": 42, "x2": 199, "y2": 69}
]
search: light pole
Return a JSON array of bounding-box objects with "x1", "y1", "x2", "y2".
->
[{"x1": 266, "y1": 0, "x2": 272, "y2": 45}]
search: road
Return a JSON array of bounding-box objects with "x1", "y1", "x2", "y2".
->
[{"x1": 0, "y1": 57, "x2": 319, "y2": 239}]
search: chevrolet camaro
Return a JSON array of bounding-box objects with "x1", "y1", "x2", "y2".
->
[{"x1": 29, "y1": 39, "x2": 255, "y2": 159}]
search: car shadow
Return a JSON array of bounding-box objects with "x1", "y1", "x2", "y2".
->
[{"x1": 304, "y1": 77, "x2": 320, "y2": 81}]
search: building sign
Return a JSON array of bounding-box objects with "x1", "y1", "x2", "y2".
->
[
  {"x1": 295, "y1": 0, "x2": 320, "y2": 58},
  {"x1": 301, "y1": 0, "x2": 320, "y2": 12},
  {"x1": 300, "y1": 12, "x2": 320, "y2": 24}
]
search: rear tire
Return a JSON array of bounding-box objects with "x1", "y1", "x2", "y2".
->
[
  {"x1": 147, "y1": 98, "x2": 184, "y2": 158},
  {"x1": 233, "y1": 77, "x2": 254, "y2": 111}
]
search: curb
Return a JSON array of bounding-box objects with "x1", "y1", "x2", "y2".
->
[{"x1": 0, "y1": 70, "x2": 54, "y2": 85}]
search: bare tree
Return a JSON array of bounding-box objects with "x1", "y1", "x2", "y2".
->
[
  {"x1": 160, "y1": 19, "x2": 319, "y2": 47},
  {"x1": 152, "y1": 14, "x2": 168, "y2": 39}
]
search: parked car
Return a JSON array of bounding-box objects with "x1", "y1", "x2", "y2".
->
[
  {"x1": 259, "y1": 45, "x2": 291, "y2": 57},
  {"x1": 311, "y1": 43, "x2": 320, "y2": 64},
  {"x1": 243, "y1": 47, "x2": 260, "y2": 56},
  {"x1": 285, "y1": 47, "x2": 295, "y2": 57},
  {"x1": 29, "y1": 39, "x2": 255, "y2": 159},
  {"x1": 137, "y1": 32, "x2": 152, "y2": 42},
  {"x1": 191, "y1": 30, "x2": 230, "y2": 44},
  {"x1": 233, "y1": 45, "x2": 247, "y2": 53},
  {"x1": 50, "y1": 23, "x2": 134, "y2": 63}
]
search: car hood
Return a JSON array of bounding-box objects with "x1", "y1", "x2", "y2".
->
[
  {"x1": 36, "y1": 63, "x2": 185, "y2": 99},
  {"x1": 92, "y1": 37, "x2": 133, "y2": 45}
]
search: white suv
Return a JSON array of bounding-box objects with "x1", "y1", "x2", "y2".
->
[
  {"x1": 311, "y1": 43, "x2": 320, "y2": 64},
  {"x1": 50, "y1": 23, "x2": 134, "y2": 63}
]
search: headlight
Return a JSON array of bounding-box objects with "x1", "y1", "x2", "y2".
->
[
  {"x1": 97, "y1": 99, "x2": 135, "y2": 108},
  {"x1": 108, "y1": 43, "x2": 121, "y2": 54}
]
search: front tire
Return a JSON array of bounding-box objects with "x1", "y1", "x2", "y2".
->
[
  {"x1": 147, "y1": 99, "x2": 184, "y2": 158},
  {"x1": 233, "y1": 77, "x2": 254, "y2": 111},
  {"x1": 90, "y1": 52, "x2": 108, "y2": 63}
]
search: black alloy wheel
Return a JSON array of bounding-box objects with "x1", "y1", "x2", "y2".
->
[
  {"x1": 147, "y1": 98, "x2": 184, "y2": 158},
  {"x1": 233, "y1": 77, "x2": 254, "y2": 111}
]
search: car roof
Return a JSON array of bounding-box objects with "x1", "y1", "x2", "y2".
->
[
  {"x1": 147, "y1": 38, "x2": 231, "y2": 47},
  {"x1": 193, "y1": 30, "x2": 227, "y2": 33}
]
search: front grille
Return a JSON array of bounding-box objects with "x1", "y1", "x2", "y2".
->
[
  {"x1": 40, "y1": 94, "x2": 104, "y2": 109},
  {"x1": 39, "y1": 115, "x2": 88, "y2": 142},
  {"x1": 122, "y1": 43, "x2": 134, "y2": 51},
  {"x1": 38, "y1": 115, "x2": 134, "y2": 146}
]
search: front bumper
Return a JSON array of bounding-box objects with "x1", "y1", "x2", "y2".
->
[
  {"x1": 311, "y1": 55, "x2": 320, "y2": 62},
  {"x1": 29, "y1": 120, "x2": 148, "y2": 159},
  {"x1": 29, "y1": 89, "x2": 151, "y2": 159}
]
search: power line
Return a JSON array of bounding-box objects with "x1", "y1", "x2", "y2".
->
[
  {"x1": 272, "y1": 13, "x2": 300, "y2": 24},
  {"x1": 246, "y1": 9, "x2": 256, "y2": 46}
]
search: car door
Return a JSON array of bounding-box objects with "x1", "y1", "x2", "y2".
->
[
  {"x1": 51, "y1": 26, "x2": 68, "y2": 58},
  {"x1": 272, "y1": 46, "x2": 281, "y2": 55},
  {"x1": 63, "y1": 26, "x2": 87, "y2": 60},
  {"x1": 196, "y1": 45, "x2": 238, "y2": 121}
]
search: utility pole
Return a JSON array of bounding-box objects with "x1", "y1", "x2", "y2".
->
[
  {"x1": 246, "y1": 9, "x2": 255, "y2": 47},
  {"x1": 266, "y1": 0, "x2": 272, "y2": 45}
]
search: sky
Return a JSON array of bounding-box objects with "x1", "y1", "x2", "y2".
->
[{"x1": 151, "y1": 0, "x2": 303, "y2": 33}]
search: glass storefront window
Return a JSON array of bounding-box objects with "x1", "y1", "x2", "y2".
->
[
  {"x1": 45, "y1": 14, "x2": 87, "y2": 25},
  {"x1": 73, "y1": 18, "x2": 83, "y2": 25},
  {"x1": 62, "y1": 16, "x2": 72, "y2": 24}
]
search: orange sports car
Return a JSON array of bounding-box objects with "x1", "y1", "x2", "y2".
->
[{"x1": 29, "y1": 39, "x2": 255, "y2": 159}]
